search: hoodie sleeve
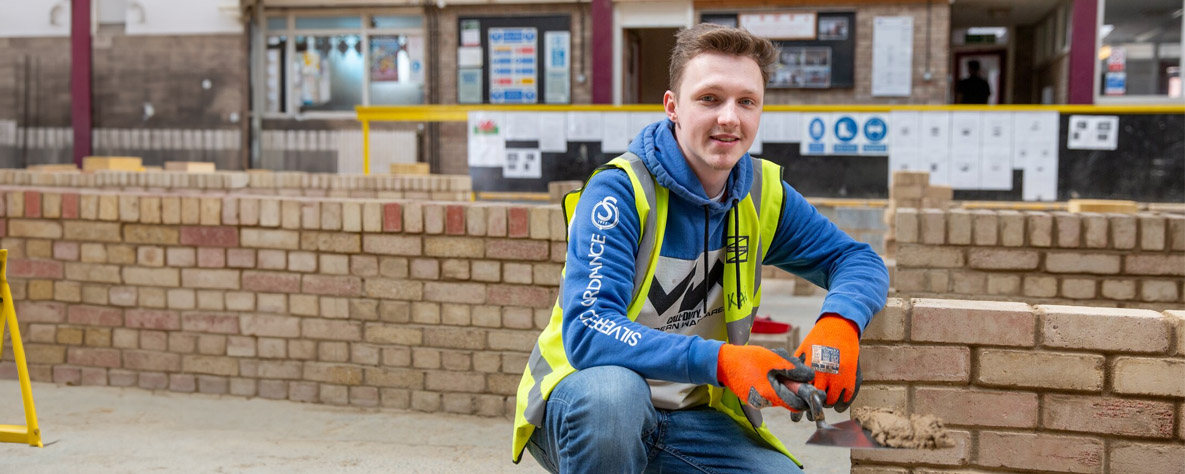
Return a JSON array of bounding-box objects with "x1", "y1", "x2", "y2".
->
[
  {"x1": 561, "y1": 169, "x2": 724, "y2": 386},
  {"x1": 763, "y1": 182, "x2": 889, "y2": 333}
]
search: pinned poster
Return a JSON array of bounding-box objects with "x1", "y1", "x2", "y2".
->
[
  {"x1": 860, "y1": 113, "x2": 889, "y2": 155},
  {"x1": 488, "y1": 27, "x2": 539, "y2": 104},
  {"x1": 504, "y1": 148, "x2": 542, "y2": 179},
  {"x1": 1067, "y1": 115, "x2": 1119, "y2": 150},
  {"x1": 949, "y1": 159, "x2": 980, "y2": 190},
  {"x1": 503, "y1": 111, "x2": 540, "y2": 141},
  {"x1": 830, "y1": 113, "x2": 862, "y2": 154},
  {"x1": 1022, "y1": 149, "x2": 1058, "y2": 201},
  {"x1": 537, "y1": 112, "x2": 568, "y2": 152},
  {"x1": 467, "y1": 111, "x2": 506, "y2": 167},
  {"x1": 544, "y1": 31, "x2": 571, "y2": 103},
  {"x1": 920, "y1": 112, "x2": 952, "y2": 185},
  {"x1": 761, "y1": 112, "x2": 801, "y2": 143},
  {"x1": 600, "y1": 112, "x2": 631, "y2": 153},
  {"x1": 800, "y1": 113, "x2": 831, "y2": 155},
  {"x1": 981, "y1": 149, "x2": 1013, "y2": 190},
  {"x1": 949, "y1": 112, "x2": 982, "y2": 190},
  {"x1": 888, "y1": 111, "x2": 921, "y2": 172},
  {"x1": 567, "y1": 112, "x2": 602, "y2": 142}
]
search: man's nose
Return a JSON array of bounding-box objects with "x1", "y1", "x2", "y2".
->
[{"x1": 717, "y1": 103, "x2": 740, "y2": 127}]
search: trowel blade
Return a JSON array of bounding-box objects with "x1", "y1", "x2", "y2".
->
[{"x1": 805, "y1": 420, "x2": 886, "y2": 449}]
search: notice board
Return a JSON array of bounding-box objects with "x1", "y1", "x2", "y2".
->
[{"x1": 456, "y1": 16, "x2": 572, "y2": 104}]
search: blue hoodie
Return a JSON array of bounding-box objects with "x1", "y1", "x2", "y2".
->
[{"x1": 560, "y1": 119, "x2": 889, "y2": 397}]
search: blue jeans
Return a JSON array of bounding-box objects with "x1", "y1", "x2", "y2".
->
[{"x1": 525, "y1": 365, "x2": 805, "y2": 474}]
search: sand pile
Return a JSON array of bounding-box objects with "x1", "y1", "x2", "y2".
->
[{"x1": 852, "y1": 407, "x2": 955, "y2": 449}]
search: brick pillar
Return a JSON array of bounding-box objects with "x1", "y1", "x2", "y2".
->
[
  {"x1": 1067, "y1": 0, "x2": 1097, "y2": 104},
  {"x1": 71, "y1": 0, "x2": 92, "y2": 166}
]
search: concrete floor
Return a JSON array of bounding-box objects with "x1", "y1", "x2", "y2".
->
[{"x1": 1, "y1": 282, "x2": 855, "y2": 473}]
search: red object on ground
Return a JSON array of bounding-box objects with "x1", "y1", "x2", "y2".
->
[{"x1": 752, "y1": 316, "x2": 790, "y2": 334}]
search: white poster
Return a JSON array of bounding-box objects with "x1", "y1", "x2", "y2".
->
[
  {"x1": 888, "y1": 111, "x2": 921, "y2": 173},
  {"x1": 567, "y1": 112, "x2": 602, "y2": 142},
  {"x1": 1022, "y1": 153, "x2": 1058, "y2": 201},
  {"x1": 860, "y1": 113, "x2": 890, "y2": 155},
  {"x1": 920, "y1": 112, "x2": 952, "y2": 185},
  {"x1": 800, "y1": 113, "x2": 831, "y2": 155},
  {"x1": 1013, "y1": 112, "x2": 1060, "y2": 200},
  {"x1": 949, "y1": 158, "x2": 980, "y2": 190},
  {"x1": 458, "y1": 69, "x2": 483, "y2": 104},
  {"x1": 950, "y1": 112, "x2": 982, "y2": 189},
  {"x1": 739, "y1": 12, "x2": 816, "y2": 39},
  {"x1": 760, "y1": 112, "x2": 802, "y2": 143},
  {"x1": 871, "y1": 17, "x2": 913, "y2": 97},
  {"x1": 467, "y1": 112, "x2": 506, "y2": 167},
  {"x1": 458, "y1": 46, "x2": 483, "y2": 68},
  {"x1": 537, "y1": 112, "x2": 568, "y2": 152},
  {"x1": 980, "y1": 149, "x2": 1014, "y2": 190},
  {"x1": 489, "y1": 28, "x2": 538, "y2": 104},
  {"x1": 601, "y1": 112, "x2": 631, "y2": 154},
  {"x1": 407, "y1": 36, "x2": 425, "y2": 83},
  {"x1": 544, "y1": 31, "x2": 571, "y2": 104},
  {"x1": 1067, "y1": 115, "x2": 1119, "y2": 150},
  {"x1": 503, "y1": 112, "x2": 540, "y2": 141},
  {"x1": 504, "y1": 148, "x2": 542, "y2": 179},
  {"x1": 830, "y1": 113, "x2": 863, "y2": 155}
]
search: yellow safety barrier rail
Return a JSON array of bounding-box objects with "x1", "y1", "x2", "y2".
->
[
  {"x1": 0, "y1": 249, "x2": 43, "y2": 448},
  {"x1": 355, "y1": 103, "x2": 1185, "y2": 175}
]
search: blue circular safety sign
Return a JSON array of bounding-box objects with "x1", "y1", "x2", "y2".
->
[
  {"x1": 864, "y1": 117, "x2": 887, "y2": 142},
  {"x1": 834, "y1": 117, "x2": 858, "y2": 142},
  {"x1": 809, "y1": 118, "x2": 825, "y2": 141}
]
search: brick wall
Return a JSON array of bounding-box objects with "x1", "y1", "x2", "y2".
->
[
  {"x1": 764, "y1": 2, "x2": 952, "y2": 106},
  {"x1": 853, "y1": 298, "x2": 1185, "y2": 473},
  {"x1": 893, "y1": 207, "x2": 1185, "y2": 311},
  {"x1": 0, "y1": 188, "x2": 564, "y2": 416},
  {"x1": 0, "y1": 171, "x2": 471, "y2": 201}
]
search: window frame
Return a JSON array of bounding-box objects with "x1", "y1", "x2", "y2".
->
[
  {"x1": 261, "y1": 9, "x2": 425, "y2": 119},
  {"x1": 1093, "y1": 0, "x2": 1185, "y2": 104}
]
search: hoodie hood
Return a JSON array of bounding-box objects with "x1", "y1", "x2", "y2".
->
[{"x1": 628, "y1": 119, "x2": 752, "y2": 214}]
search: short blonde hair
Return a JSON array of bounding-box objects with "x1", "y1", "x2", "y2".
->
[{"x1": 668, "y1": 23, "x2": 777, "y2": 93}]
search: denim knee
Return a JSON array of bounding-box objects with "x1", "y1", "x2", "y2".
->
[
  {"x1": 548, "y1": 366, "x2": 655, "y2": 458},
  {"x1": 553, "y1": 365, "x2": 652, "y2": 412}
]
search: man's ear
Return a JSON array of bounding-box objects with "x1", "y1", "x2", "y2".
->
[{"x1": 663, "y1": 90, "x2": 677, "y2": 122}]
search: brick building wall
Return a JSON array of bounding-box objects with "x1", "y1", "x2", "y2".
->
[
  {"x1": 893, "y1": 207, "x2": 1185, "y2": 311},
  {"x1": 764, "y1": 2, "x2": 951, "y2": 106},
  {"x1": 853, "y1": 298, "x2": 1185, "y2": 473},
  {"x1": 0, "y1": 33, "x2": 246, "y2": 169}
]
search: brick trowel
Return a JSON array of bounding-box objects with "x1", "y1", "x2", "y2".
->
[{"x1": 777, "y1": 380, "x2": 886, "y2": 449}]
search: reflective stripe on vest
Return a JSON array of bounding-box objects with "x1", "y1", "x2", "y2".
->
[{"x1": 512, "y1": 155, "x2": 795, "y2": 467}]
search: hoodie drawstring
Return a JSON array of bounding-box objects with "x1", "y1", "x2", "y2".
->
[{"x1": 702, "y1": 205, "x2": 709, "y2": 321}]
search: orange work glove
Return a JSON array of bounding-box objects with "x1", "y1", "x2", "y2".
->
[
  {"x1": 717, "y1": 344, "x2": 814, "y2": 411},
  {"x1": 794, "y1": 314, "x2": 862, "y2": 412}
]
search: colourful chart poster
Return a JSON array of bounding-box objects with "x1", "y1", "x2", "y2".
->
[
  {"x1": 488, "y1": 27, "x2": 538, "y2": 104},
  {"x1": 370, "y1": 37, "x2": 402, "y2": 82}
]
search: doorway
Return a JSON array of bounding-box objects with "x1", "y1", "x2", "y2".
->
[
  {"x1": 622, "y1": 28, "x2": 677, "y2": 104},
  {"x1": 954, "y1": 51, "x2": 1006, "y2": 105}
]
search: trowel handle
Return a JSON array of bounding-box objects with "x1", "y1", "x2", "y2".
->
[{"x1": 781, "y1": 380, "x2": 826, "y2": 425}]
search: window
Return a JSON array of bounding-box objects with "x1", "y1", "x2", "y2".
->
[
  {"x1": 263, "y1": 13, "x2": 425, "y2": 115},
  {"x1": 1097, "y1": 0, "x2": 1183, "y2": 99}
]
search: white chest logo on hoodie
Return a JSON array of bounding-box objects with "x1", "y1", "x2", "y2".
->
[{"x1": 591, "y1": 196, "x2": 619, "y2": 230}]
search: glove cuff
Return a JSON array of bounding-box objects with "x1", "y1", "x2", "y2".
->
[{"x1": 815, "y1": 314, "x2": 860, "y2": 341}]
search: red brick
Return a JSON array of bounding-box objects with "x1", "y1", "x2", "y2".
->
[
  {"x1": 7, "y1": 259, "x2": 64, "y2": 279},
  {"x1": 301, "y1": 275, "x2": 364, "y2": 296},
  {"x1": 227, "y1": 249, "x2": 255, "y2": 268},
  {"x1": 1109, "y1": 441, "x2": 1185, "y2": 474},
  {"x1": 137, "y1": 372, "x2": 169, "y2": 390},
  {"x1": 486, "y1": 239, "x2": 550, "y2": 261},
  {"x1": 1043, "y1": 395, "x2": 1175, "y2": 438},
  {"x1": 67, "y1": 305, "x2": 123, "y2": 326},
  {"x1": 242, "y1": 271, "x2": 302, "y2": 293},
  {"x1": 1040, "y1": 305, "x2": 1170, "y2": 353},
  {"x1": 53, "y1": 366, "x2": 81, "y2": 385},
  {"x1": 67, "y1": 347, "x2": 122, "y2": 368},
  {"x1": 911, "y1": 299, "x2": 1034, "y2": 346},
  {"x1": 913, "y1": 387, "x2": 1037, "y2": 428},
  {"x1": 24, "y1": 191, "x2": 40, "y2": 218},
  {"x1": 977, "y1": 431, "x2": 1102, "y2": 474},
  {"x1": 977, "y1": 349, "x2": 1104, "y2": 391},
  {"x1": 182, "y1": 355, "x2": 240, "y2": 376},
  {"x1": 181, "y1": 312, "x2": 241, "y2": 334},
  {"x1": 486, "y1": 284, "x2": 554, "y2": 308},
  {"x1": 446, "y1": 205, "x2": 465, "y2": 235},
  {"x1": 508, "y1": 207, "x2": 530, "y2": 238},
  {"x1": 169, "y1": 374, "x2": 197, "y2": 392},
  {"x1": 860, "y1": 345, "x2": 970, "y2": 382},
  {"x1": 850, "y1": 430, "x2": 970, "y2": 466},
  {"x1": 383, "y1": 203, "x2": 402, "y2": 232},
  {"x1": 62, "y1": 193, "x2": 79, "y2": 219},
  {"x1": 197, "y1": 247, "x2": 225, "y2": 268},
  {"x1": 180, "y1": 226, "x2": 239, "y2": 247},
  {"x1": 125, "y1": 309, "x2": 181, "y2": 330}
]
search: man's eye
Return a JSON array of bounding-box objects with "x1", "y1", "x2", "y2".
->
[
  {"x1": 740, "y1": 99, "x2": 756, "y2": 106},
  {"x1": 699, "y1": 95, "x2": 716, "y2": 102}
]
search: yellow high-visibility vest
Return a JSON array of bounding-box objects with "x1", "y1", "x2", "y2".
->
[{"x1": 512, "y1": 153, "x2": 797, "y2": 467}]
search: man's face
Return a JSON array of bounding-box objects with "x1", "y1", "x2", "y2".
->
[{"x1": 664, "y1": 51, "x2": 764, "y2": 178}]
